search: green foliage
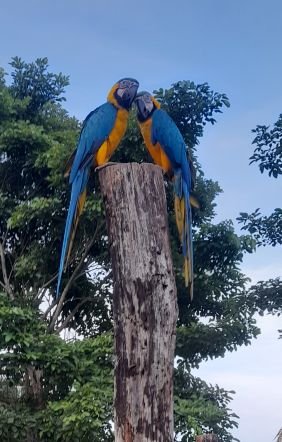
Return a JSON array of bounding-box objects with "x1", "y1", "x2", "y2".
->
[
  {"x1": 238, "y1": 115, "x2": 282, "y2": 247},
  {"x1": 0, "y1": 68, "x2": 6, "y2": 87},
  {"x1": 41, "y1": 380, "x2": 114, "y2": 442},
  {"x1": 0, "y1": 404, "x2": 38, "y2": 441},
  {"x1": 9, "y1": 57, "x2": 69, "y2": 118},
  {"x1": 39, "y1": 335, "x2": 114, "y2": 442},
  {"x1": 176, "y1": 313, "x2": 259, "y2": 367},
  {"x1": 0, "y1": 58, "x2": 109, "y2": 331},
  {"x1": 250, "y1": 114, "x2": 282, "y2": 177},
  {"x1": 247, "y1": 278, "x2": 282, "y2": 316},
  {"x1": 174, "y1": 365, "x2": 239, "y2": 442},
  {"x1": 239, "y1": 112, "x2": 282, "y2": 252},
  {"x1": 154, "y1": 81, "x2": 230, "y2": 149},
  {"x1": 0, "y1": 293, "x2": 114, "y2": 440},
  {"x1": 238, "y1": 208, "x2": 282, "y2": 246}
]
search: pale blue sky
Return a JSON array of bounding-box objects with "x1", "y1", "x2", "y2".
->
[{"x1": 1, "y1": 1, "x2": 282, "y2": 440}]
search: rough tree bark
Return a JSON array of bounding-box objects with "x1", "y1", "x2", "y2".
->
[{"x1": 99, "y1": 163, "x2": 178, "y2": 442}]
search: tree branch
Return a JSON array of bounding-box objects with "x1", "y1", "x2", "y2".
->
[
  {"x1": 0, "y1": 241, "x2": 14, "y2": 300},
  {"x1": 0, "y1": 280, "x2": 8, "y2": 292},
  {"x1": 55, "y1": 271, "x2": 112, "y2": 333},
  {"x1": 47, "y1": 222, "x2": 104, "y2": 332},
  {"x1": 55, "y1": 297, "x2": 94, "y2": 333},
  {"x1": 36, "y1": 273, "x2": 59, "y2": 303},
  {"x1": 41, "y1": 272, "x2": 59, "y2": 291}
]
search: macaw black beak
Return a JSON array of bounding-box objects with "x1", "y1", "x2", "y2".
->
[
  {"x1": 134, "y1": 93, "x2": 153, "y2": 121},
  {"x1": 122, "y1": 81, "x2": 139, "y2": 109}
]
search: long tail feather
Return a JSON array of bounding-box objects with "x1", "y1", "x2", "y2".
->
[
  {"x1": 190, "y1": 194, "x2": 200, "y2": 209},
  {"x1": 65, "y1": 189, "x2": 87, "y2": 265},
  {"x1": 174, "y1": 195, "x2": 185, "y2": 241},
  {"x1": 56, "y1": 170, "x2": 89, "y2": 297},
  {"x1": 174, "y1": 172, "x2": 193, "y2": 299},
  {"x1": 183, "y1": 182, "x2": 193, "y2": 299}
]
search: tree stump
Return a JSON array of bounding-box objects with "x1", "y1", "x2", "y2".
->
[{"x1": 99, "y1": 163, "x2": 178, "y2": 442}]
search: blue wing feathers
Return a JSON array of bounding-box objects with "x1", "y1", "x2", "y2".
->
[
  {"x1": 152, "y1": 110, "x2": 191, "y2": 188},
  {"x1": 70, "y1": 102, "x2": 117, "y2": 183},
  {"x1": 152, "y1": 109, "x2": 193, "y2": 295},
  {"x1": 57, "y1": 102, "x2": 117, "y2": 297}
]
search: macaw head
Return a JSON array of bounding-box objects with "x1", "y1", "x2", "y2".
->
[
  {"x1": 134, "y1": 91, "x2": 161, "y2": 122},
  {"x1": 107, "y1": 78, "x2": 139, "y2": 110}
]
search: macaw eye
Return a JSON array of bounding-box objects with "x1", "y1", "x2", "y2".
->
[
  {"x1": 143, "y1": 94, "x2": 152, "y2": 103},
  {"x1": 119, "y1": 80, "x2": 130, "y2": 89}
]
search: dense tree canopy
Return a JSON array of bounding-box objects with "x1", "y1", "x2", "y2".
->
[{"x1": 0, "y1": 57, "x2": 263, "y2": 441}]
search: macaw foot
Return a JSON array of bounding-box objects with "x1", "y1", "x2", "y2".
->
[{"x1": 95, "y1": 161, "x2": 117, "y2": 172}]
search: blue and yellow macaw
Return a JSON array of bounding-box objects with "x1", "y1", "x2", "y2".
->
[
  {"x1": 57, "y1": 78, "x2": 139, "y2": 297},
  {"x1": 135, "y1": 91, "x2": 195, "y2": 299}
]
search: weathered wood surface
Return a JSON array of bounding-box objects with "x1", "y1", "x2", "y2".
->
[{"x1": 99, "y1": 163, "x2": 178, "y2": 442}]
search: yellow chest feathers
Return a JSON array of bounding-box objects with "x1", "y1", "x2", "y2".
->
[
  {"x1": 95, "y1": 108, "x2": 128, "y2": 166},
  {"x1": 139, "y1": 119, "x2": 171, "y2": 174}
]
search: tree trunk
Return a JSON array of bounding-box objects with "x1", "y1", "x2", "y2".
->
[
  {"x1": 99, "y1": 163, "x2": 178, "y2": 442},
  {"x1": 24, "y1": 366, "x2": 44, "y2": 442}
]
